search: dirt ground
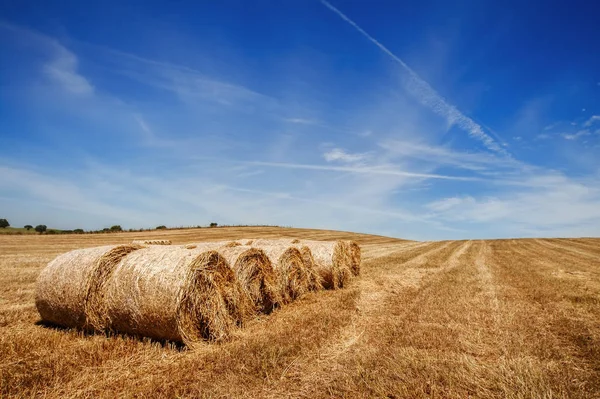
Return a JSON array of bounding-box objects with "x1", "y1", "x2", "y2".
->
[{"x1": 1, "y1": 227, "x2": 599, "y2": 398}]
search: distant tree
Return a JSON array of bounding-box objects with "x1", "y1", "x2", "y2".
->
[
  {"x1": 46, "y1": 229, "x2": 58, "y2": 235},
  {"x1": 102, "y1": 228, "x2": 110, "y2": 232},
  {"x1": 0, "y1": 219, "x2": 9, "y2": 228},
  {"x1": 73, "y1": 229, "x2": 85, "y2": 234},
  {"x1": 35, "y1": 225, "x2": 47, "y2": 234},
  {"x1": 156, "y1": 225, "x2": 167, "y2": 230},
  {"x1": 24, "y1": 225, "x2": 33, "y2": 231},
  {"x1": 110, "y1": 225, "x2": 122, "y2": 232},
  {"x1": 209, "y1": 222, "x2": 218, "y2": 228}
]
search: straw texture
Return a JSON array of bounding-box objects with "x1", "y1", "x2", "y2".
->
[
  {"x1": 102, "y1": 245, "x2": 247, "y2": 344},
  {"x1": 35, "y1": 245, "x2": 141, "y2": 329}
]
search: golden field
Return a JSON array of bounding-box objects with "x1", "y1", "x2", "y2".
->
[{"x1": 1, "y1": 227, "x2": 599, "y2": 398}]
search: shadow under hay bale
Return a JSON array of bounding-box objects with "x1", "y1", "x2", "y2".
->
[
  {"x1": 101, "y1": 245, "x2": 249, "y2": 345},
  {"x1": 35, "y1": 244, "x2": 142, "y2": 330}
]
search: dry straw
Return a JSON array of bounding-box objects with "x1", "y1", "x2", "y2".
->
[
  {"x1": 251, "y1": 239, "x2": 320, "y2": 299},
  {"x1": 131, "y1": 240, "x2": 172, "y2": 245},
  {"x1": 190, "y1": 242, "x2": 281, "y2": 313},
  {"x1": 101, "y1": 245, "x2": 250, "y2": 345},
  {"x1": 35, "y1": 244, "x2": 141, "y2": 329},
  {"x1": 254, "y1": 239, "x2": 359, "y2": 289},
  {"x1": 346, "y1": 241, "x2": 361, "y2": 276},
  {"x1": 256, "y1": 244, "x2": 311, "y2": 303}
]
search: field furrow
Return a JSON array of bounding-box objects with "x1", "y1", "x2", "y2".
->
[{"x1": 1, "y1": 228, "x2": 599, "y2": 398}]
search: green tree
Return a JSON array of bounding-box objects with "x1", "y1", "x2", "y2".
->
[
  {"x1": 209, "y1": 222, "x2": 218, "y2": 228},
  {"x1": 0, "y1": 219, "x2": 9, "y2": 228},
  {"x1": 73, "y1": 229, "x2": 84, "y2": 234},
  {"x1": 24, "y1": 225, "x2": 33, "y2": 231},
  {"x1": 156, "y1": 225, "x2": 167, "y2": 230},
  {"x1": 35, "y1": 225, "x2": 47, "y2": 234},
  {"x1": 110, "y1": 225, "x2": 122, "y2": 232}
]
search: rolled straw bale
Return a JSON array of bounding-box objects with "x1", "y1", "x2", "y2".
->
[
  {"x1": 131, "y1": 240, "x2": 172, "y2": 246},
  {"x1": 346, "y1": 241, "x2": 361, "y2": 276},
  {"x1": 102, "y1": 245, "x2": 249, "y2": 344},
  {"x1": 252, "y1": 239, "x2": 326, "y2": 290},
  {"x1": 305, "y1": 240, "x2": 354, "y2": 289},
  {"x1": 254, "y1": 239, "x2": 356, "y2": 289},
  {"x1": 295, "y1": 246, "x2": 325, "y2": 291},
  {"x1": 251, "y1": 239, "x2": 321, "y2": 296},
  {"x1": 257, "y1": 244, "x2": 311, "y2": 303},
  {"x1": 189, "y1": 242, "x2": 281, "y2": 313},
  {"x1": 35, "y1": 244, "x2": 142, "y2": 329}
]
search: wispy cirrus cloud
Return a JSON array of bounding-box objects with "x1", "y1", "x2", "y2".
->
[
  {"x1": 424, "y1": 171, "x2": 600, "y2": 236},
  {"x1": 320, "y1": 0, "x2": 508, "y2": 156},
  {"x1": 323, "y1": 148, "x2": 368, "y2": 163},
  {"x1": 583, "y1": 115, "x2": 600, "y2": 127},
  {"x1": 244, "y1": 160, "x2": 480, "y2": 181},
  {"x1": 562, "y1": 129, "x2": 590, "y2": 140},
  {"x1": 1, "y1": 21, "x2": 93, "y2": 95},
  {"x1": 43, "y1": 45, "x2": 94, "y2": 95},
  {"x1": 378, "y1": 140, "x2": 517, "y2": 171}
]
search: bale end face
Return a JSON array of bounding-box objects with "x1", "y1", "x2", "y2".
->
[
  {"x1": 232, "y1": 248, "x2": 282, "y2": 314},
  {"x1": 84, "y1": 244, "x2": 143, "y2": 331},
  {"x1": 178, "y1": 251, "x2": 251, "y2": 344}
]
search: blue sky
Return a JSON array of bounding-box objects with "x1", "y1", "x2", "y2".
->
[{"x1": 1, "y1": 0, "x2": 599, "y2": 240}]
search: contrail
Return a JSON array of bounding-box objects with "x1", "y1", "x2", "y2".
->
[
  {"x1": 320, "y1": 0, "x2": 508, "y2": 156},
  {"x1": 247, "y1": 160, "x2": 481, "y2": 181}
]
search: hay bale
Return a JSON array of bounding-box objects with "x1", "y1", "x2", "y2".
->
[
  {"x1": 257, "y1": 244, "x2": 311, "y2": 303},
  {"x1": 189, "y1": 242, "x2": 282, "y2": 313},
  {"x1": 251, "y1": 239, "x2": 321, "y2": 297},
  {"x1": 102, "y1": 245, "x2": 250, "y2": 344},
  {"x1": 346, "y1": 240, "x2": 361, "y2": 276},
  {"x1": 131, "y1": 240, "x2": 172, "y2": 245},
  {"x1": 296, "y1": 245, "x2": 325, "y2": 291},
  {"x1": 35, "y1": 244, "x2": 141, "y2": 329},
  {"x1": 253, "y1": 239, "x2": 357, "y2": 289},
  {"x1": 304, "y1": 240, "x2": 354, "y2": 289}
]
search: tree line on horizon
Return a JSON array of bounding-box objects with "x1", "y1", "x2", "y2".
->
[{"x1": 0, "y1": 219, "x2": 276, "y2": 235}]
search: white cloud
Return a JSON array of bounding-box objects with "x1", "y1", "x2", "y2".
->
[
  {"x1": 424, "y1": 172, "x2": 600, "y2": 236},
  {"x1": 583, "y1": 115, "x2": 600, "y2": 127},
  {"x1": 320, "y1": 0, "x2": 508, "y2": 156},
  {"x1": 536, "y1": 133, "x2": 551, "y2": 140},
  {"x1": 562, "y1": 130, "x2": 590, "y2": 140},
  {"x1": 379, "y1": 140, "x2": 517, "y2": 171},
  {"x1": 0, "y1": 21, "x2": 94, "y2": 95},
  {"x1": 43, "y1": 45, "x2": 94, "y2": 95},
  {"x1": 323, "y1": 148, "x2": 367, "y2": 163},
  {"x1": 283, "y1": 118, "x2": 319, "y2": 125},
  {"x1": 247, "y1": 160, "x2": 480, "y2": 181}
]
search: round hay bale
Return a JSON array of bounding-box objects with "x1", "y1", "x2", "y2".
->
[
  {"x1": 345, "y1": 240, "x2": 361, "y2": 276},
  {"x1": 35, "y1": 244, "x2": 142, "y2": 329},
  {"x1": 305, "y1": 240, "x2": 353, "y2": 289},
  {"x1": 296, "y1": 246, "x2": 325, "y2": 291},
  {"x1": 131, "y1": 240, "x2": 172, "y2": 246},
  {"x1": 257, "y1": 245, "x2": 311, "y2": 303},
  {"x1": 253, "y1": 239, "x2": 355, "y2": 289},
  {"x1": 189, "y1": 242, "x2": 282, "y2": 314},
  {"x1": 102, "y1": 245, "x2": 249, "y2": 344}
]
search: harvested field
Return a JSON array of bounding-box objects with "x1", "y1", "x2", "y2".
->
[{"x1": 1, "y1": 227, "x2": 599, "y2": 398}]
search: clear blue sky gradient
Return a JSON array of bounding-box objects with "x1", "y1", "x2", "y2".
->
[{"x1": 1, "y1": 0, "x2": 599, "y2": 239}]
